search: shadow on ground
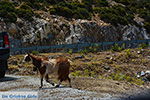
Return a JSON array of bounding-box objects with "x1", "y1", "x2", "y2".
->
[
  {"x1": 122, "y1": 90, "x2": 150, "y2": 100},
  {"x1": 40, "y1": 85, "x2": 71, "y2": 90},
  {"x1": 0, "y1": 76, "x2": 18, "y2": 82}
]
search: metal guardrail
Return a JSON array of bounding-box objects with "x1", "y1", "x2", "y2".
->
[{"x1": 10, "y1": 39, "x2": 150, "y2": 55}]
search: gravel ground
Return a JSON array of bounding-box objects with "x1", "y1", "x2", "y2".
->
[
  {"x1": 0, "y1": 75, "x2": 119, "y2": 100},
  {"x1": 0, "y1": 75, "x2": 150, "y2": 100}
]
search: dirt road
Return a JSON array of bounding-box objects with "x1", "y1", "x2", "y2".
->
[
  {"x1": 0, "y1": 75, "x2": 150, "y2": 100},
  {"x1": 0, "y1": 75, "x2": 118, "y2": 100}
]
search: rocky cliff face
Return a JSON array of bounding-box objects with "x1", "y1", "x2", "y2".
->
[{"x1": 0, "y1": 12, "x2": 149, "y2": 48}]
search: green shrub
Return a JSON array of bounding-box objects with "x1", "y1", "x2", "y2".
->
[
  {"x1": 93, "y1": 7, "x2": 101, "y2": 13},
  {"x1": 114, "y1": 0, "x2": 135, "y2": 5},
  {"x1": 111, "y1": 43, "x2": 125, "y2": 52},
  {"x1": 20, "y1": 3, "x2": 32, "y2": 10},
  {"x1": 111, "y1": 73, "x2": 126, "y2": 81},
  {"x1": 110, "y1": 72, "x2": 144, "y2": 85},
  {"x1": 16, "y1": 8, "x2": 34, "y2": 21},
  {"x1": 0, "y1": 1, "x2": 15, "y2": 12},
  {"x1": 50, "y1": 2, "x2": 91, "y2": 19},
  {"x1": 50, "y1": 6, "x2": 73, "y2": 18},
  {"x1": 21, "y1": 0, "x2": 65, "y2": 4},
  {"x1": 68, "y1": 49, "x2": 73, "y2": 54},
  {"x1": 0, "y1": 1, "x2": 17, "y2": 22},
  {"x1": 32, "y1": 51, "x2": 39, "y2": 55},
  {"x1": 0, "y1": 10, "x2": 17, "y2": 22},
  {"x1": 137, "y1": 9, "x2": 150, "y2": 22},
  {"x1": 0, "y1": 1, "x2": 35, "y2": 22},
  {"x1": 46, "y1": 0, "x2": 65, "y2": 4},
  {"x1": 26, "y1": 2, "x2": 47, "y2": 10},
  {"x1": 78, "y1": 48, "x2": 88, "y2": 54},
  {"x1": 78, "y1": 44, "x2": 100, "y2": 54},
  {"x1": 88, "y1": 44, "x2": 100, "y2": 53},
  {"x1": 93, "y1": 6, "x2": 134, "y2": 25},
  {"x1": 139, "y1": 43, "x2": 149, "y2": 49},
  {"x1": 73, "y1": 7, "x2": 91, "y2": 19},
  {"x1": 71, "y1": 70, "x2": 82, "y2": 77},
  {"x1": 71, "y1": 69, "x2": 96, "y2": 77},
  {"x1": 101, "y1": 14, "x2": 129, "y2": 25},
  {"x1": 93, "y1": 0, "x2": 108, "y2": 7},
  {"x1": 124, "y1": 49, "x2": 132, "y2": 57},
  {"x1": 83, "y1": 69, "x2": 96, "y2": 77}
]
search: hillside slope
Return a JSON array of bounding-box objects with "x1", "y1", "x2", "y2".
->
[{"x1": 0, "y1": 0, "x2": 150, "y2": 47}]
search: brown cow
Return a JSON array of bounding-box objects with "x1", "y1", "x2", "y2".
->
[{"x1": 23, "y1": 54, "x2": 71, "y2": 88}]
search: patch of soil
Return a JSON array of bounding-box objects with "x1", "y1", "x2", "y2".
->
[{"x1": 71, "y1": 77, "x2": 150, "y2": 98}]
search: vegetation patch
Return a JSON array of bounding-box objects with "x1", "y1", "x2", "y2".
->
[
  {"x1": 0, "y1": 1, "x2": 17, "y2": 22},
  {"x1": 0, "y1": 0, "x2": 150, "y2": 33},
  {"x1": 31, "y1": 50, "x2": 40, "y2": 55},
  {"x1": 108, "y1": 72, "x2": 144, "y2": 85},
  {"x1": 8, "y1": 48, "x2": 150, "y2": 86},
  {"x1": 111, "y1": 43, "x2": 125, "y2": 52},
  {"x1": 50, "y1": 2, "x2": 91, "y2": 19}
]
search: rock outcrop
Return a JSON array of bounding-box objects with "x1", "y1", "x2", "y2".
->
[{"x1": 0, "y1": 12, "x2": 149, "y2": 48}]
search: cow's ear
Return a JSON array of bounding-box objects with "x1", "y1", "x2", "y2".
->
[{"x1": 27, "y1": 53, "x2": 30, "y2": 56}]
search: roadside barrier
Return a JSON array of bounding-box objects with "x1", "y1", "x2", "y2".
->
[{"x1": 10, "y1": 39, "x2": 150, "y2": 55}]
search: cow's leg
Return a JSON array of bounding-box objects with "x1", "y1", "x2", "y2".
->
[
  {"x1": 45, "y1": 74, "x2": 55, "y2": 86},
  {"x1": 39, "y1": 65, "x2": 46, "y2": 89},
  {"x1": 67, "y1": 76, "x2": 72, "y2": 88},
  {"x1": 39, "y1": 75, "x2": 43, "y2": 89},
  {"x1": 55, "y1": 79, "x2": 63, "y2": 88}
]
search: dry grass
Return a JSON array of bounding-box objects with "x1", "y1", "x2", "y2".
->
[{"x1": 7, "y1": 48, "x2": 150, "y2": 85}]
